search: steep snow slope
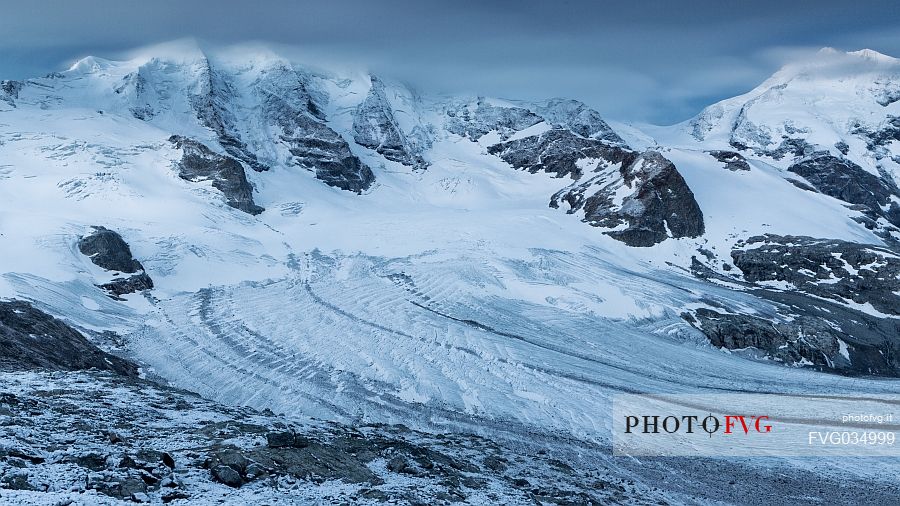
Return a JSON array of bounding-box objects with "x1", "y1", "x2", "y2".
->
[
  {"x1": 660, "y1": 48, "x2": 900, "y2": 161},
  {"x1": 644, "y1": 48, "x2": 900, "y2": 243},
  {"x1": 1, "y1": 42, "x2": 899, "y2": 502}
]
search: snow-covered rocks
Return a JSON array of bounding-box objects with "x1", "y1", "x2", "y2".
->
[
  {"x1": 451, "y1": 98, "x2": 703, "y2": 246},
  {"x1": 586, "y1": 150, "x2": 704, "y2": 246},
  {"x1": 685, "y1": 234, "x2": 900, "y2": 375},
  {"x1": 0, "y1": 80, "x2": 22, "y2": 109},
  {"x1": 690, "y1": 308, "x2": 845, "y2": 369},
  {"x1": 786, "y1": 153, "x2": 900, "y2": 233},
  {"x1": 170, "y1": 135, "x2": 264, "y2": 215},
  {"x1": 732, "y1": 234, "x2": 900, "y2": 316},
  {"x1": 251, "y1": 64, "x2": 376, "y2": 192},
  {"x1": 533, "y1": 98, "x2": 626, "y2": 145},
  {"x1": 706, "y1": 150, "x2": 750, "y2": 171},
  {"x1": 532, "y1": 139, "x2": 704, "y2": 247},
  {"x1": 445, "y1": 98, "x2": 543, "y2": 140},
  {"x1": 353, "y1": 76, "x2": 427, "y2": 170}
]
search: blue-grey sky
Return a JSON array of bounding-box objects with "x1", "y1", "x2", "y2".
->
[{"x1": 1, "y1": 0, "x2": 899, "y2": 124}]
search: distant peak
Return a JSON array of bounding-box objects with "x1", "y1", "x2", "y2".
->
[
  {"x1": 847, "y1": 48, "x2": 898, "y2": 63},
  {"x1": 122, "y1": 38, "x2": 208, "y2": 66},
  {"x1": 816, "y1": 47, "x2": 841, "y2": 55},
  {"x1": 63, "y1": 39, "x2": 209, "y2": 77},
  {"x1": 67, "y1": 56, "x2": 114, "y2": 74},
  {"x1": 763, "y1": 46, "x2": 900, "y2": 86}
]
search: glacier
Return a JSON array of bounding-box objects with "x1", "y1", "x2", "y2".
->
[{"x1": 0, "y1": 41, "x2": 899, "y2": 504}]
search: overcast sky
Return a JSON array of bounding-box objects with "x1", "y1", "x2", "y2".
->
[{"x1": 2, "y1": 0, "x2": 899, "y2": 124}]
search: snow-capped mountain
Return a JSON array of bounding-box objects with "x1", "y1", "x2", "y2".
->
[
  {"x1": 652, "y1": 48, "x2": 900, "y2": 240},
  {"x1": 1, "y1": 41, "x2": 899, "y2": 503}
]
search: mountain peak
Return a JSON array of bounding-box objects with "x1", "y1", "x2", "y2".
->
[
  {"x1": 122, "y1": 38, "x2": 208, "y2": 65},
  {"x1": 847, "y1": 48, "x2": 898, "y2": 63},
  {"x1": 66, "y1": 55, "x2": 114, "y2": 74},
  {"x1": 767, "y1": 47, "x2": 900, "y2": 84}
]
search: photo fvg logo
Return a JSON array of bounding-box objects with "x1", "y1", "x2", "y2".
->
[
  {"x1": 624, "y1": 414, "x2": 772, "y2": 436},
  {"x1": 613, "y1": 394, "x2": 899, "y2": 456}
]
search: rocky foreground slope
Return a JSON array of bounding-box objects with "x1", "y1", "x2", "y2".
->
[
  {"x1": 3, "y1": 302, "x2": 896, "y2": 505},
  {"x1": 0, "y1": 301, "x2": 671, "y2": 505}
]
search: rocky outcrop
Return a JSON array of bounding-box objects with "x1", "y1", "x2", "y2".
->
[
  {"x1": 0, "y1": 300, "x2": 137, "y2": 375},
  {"x1": 353, "y1": 76, "x2": 427, "y2": 170},
  {"x1": 0, "y1": 80, "x2": 23, "y2": 108},
  {"x1": 489, "y1": 128, "x2": 704, "y2": 246},
  {"x1": 190, "y1": 60, "x2": 269, "y2": 173},
  {"x1": 688, "y1": 234, "x2": 900, "y2": 375},
  {"x1": 548, "y1": 149, "x2": 704, "y2": 247},
  {"x1": 585, "y1": 151, "x2": 704, "y2": 246},
  {"x1": 533, "y1": 98, "x2": 625, "y2": 145},
  {"x1": 445, "y1": 99, "x2": 543, "y2": 140},
  {"x1": 169, "y1": 135, "x2": 264, "y2": 215},
  {"x1": 731, "y1": 235, "x2": 900, "y2": 315},
  {"x1": 280, "y1": 112, "x2": 375, "y2": 192},
  {"x1": 707, "y1": 150, "x2": 750, "y2": 171},
  {"x1": 692, "y1": 308, "x2": 841, "y2": 367},
  {"x1": 786, "y1": 154, "x2": 900, "y2": 227},
  {"x1": 259, "y1": 67, "x2": 375, "y2": 193},
  {"x1": 78, "y1": 226, "x2": 143, "y2": 273},
  {"x1": 854, "y1": 115, "x2": 900, "y2": 162},
  {"x1": 99, "y1": 274, "x2": 155, "y2": 298},
  {"x1": 689, "y1": 307, "x2": 897, "y2": 375},
  {"x1": 489, "y1": 128, "x2": 634, "y2": 179},
  {"x1": 78, "y1": 226, "x2": 154, "y2": 297}
]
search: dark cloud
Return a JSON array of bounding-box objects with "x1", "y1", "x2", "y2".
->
[{"x1": 1, "y1": 0, "x2": 899, "y2": 124}]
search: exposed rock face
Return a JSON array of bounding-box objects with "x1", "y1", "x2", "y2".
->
[
  {"x1": 786, "y1": 154, "x2": 900, "y2": 227},
  {"x1": 0, "y1": 300, "x2": 137, "y2": 376},
  {"x1": 692, "y1": 308, "x2": 841, "y2": 367},
  {"x1": 190, "y1": 60, "x2": 269, "y2": 173},
  {"x1": 533, "y1": 98, "x2": 626, "y2": 145},
  {"x1": 445, "y1": 99, "x2": 543, "y2": 140},
  {"x1": 589, "y1": 151, "x2": 704, "y2": 247},
  {"x1": 78, "y1": 226, "x2": 154, "y2": 297},
  {"x1": 280, "y1": 114, "x2": 375, "y2": 192},
  {"x1": 258, "y1": 67, "x2": 375, "y2": 193},
  {"x1": 731, "y1": 235, "x2": 900, "y2": 315},
  {"x1": 489, "y1": 128, "x2": 633, "y2": 179},
  {"x1": 353, "y1": 76, "x2": 427, "y2": 170},
  {"x1": 169, "y1": 135, "x2": 264, "y2": 215},
  {"x1": 0, "y1": 80, "x2": 23, "y2": 108},
  {"x1": 446, "y1": 98, "x2": 704, "y2": 246},
  {"x1": 489, "y1": 129, "x2": 704, "y2": 246},
  {"x1": 78, "y1": 226, "x2": 144, "y2": 273},
  {"x1": 689, "y1": 234, "x2": 900, "y2": 376},
  {"x1": 854, "y1": 115, "x2": 900, "y2": 161},
  {"x1": 99, "y1": 274, "x2": 155, "y2": 298},
  {"x1": 690, "y1": 308, "x2": 897, "y2": 375},
  {"x1": 707, "y1": 150, "x2": 751, "y2": 171},
  {"x1": 550, "y1": 150, "x2": 703, "y2": 247}
]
